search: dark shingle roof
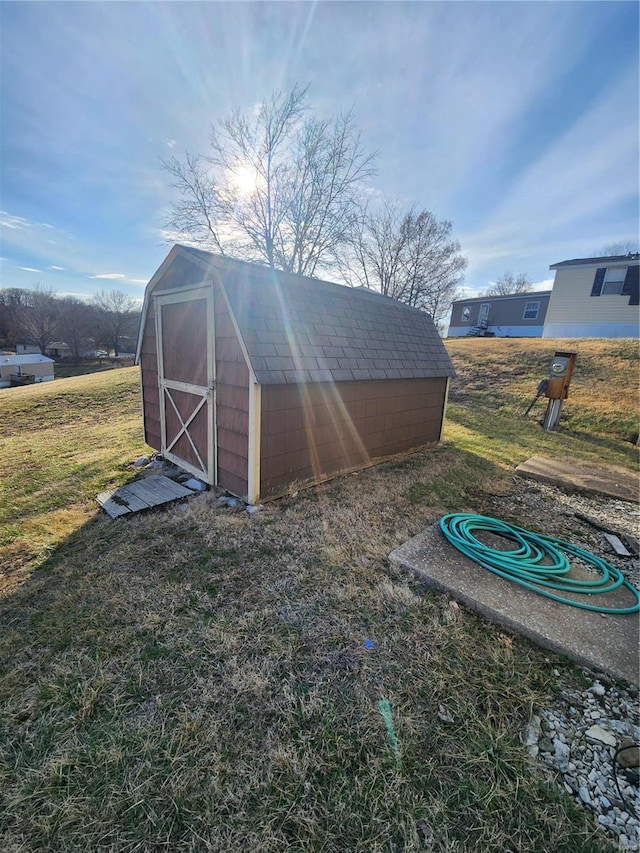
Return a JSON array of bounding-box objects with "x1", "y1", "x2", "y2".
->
[
  {"x1": 182, "y1": 247, "x2": 455, "y2": 385},
  {"x1": 550, "y1": 253, "x2": 639, "y2": 269},
  {"x1": 452, "y1": 291, "x2": 552, "y2": 305}
]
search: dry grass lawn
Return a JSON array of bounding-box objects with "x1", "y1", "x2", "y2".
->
[{"x1": 1, "y1": 340, "x2": 637, "y2": 852}]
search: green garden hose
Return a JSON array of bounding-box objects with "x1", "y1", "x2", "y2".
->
[{"x1": 439, "y1": 513, "x2": 640, "y2": 615}]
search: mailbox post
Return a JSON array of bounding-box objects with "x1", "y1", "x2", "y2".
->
[{"x1": 542, "y1": 351, "x2": 577, "y2": 431}]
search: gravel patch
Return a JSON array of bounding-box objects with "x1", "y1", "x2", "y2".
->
[
  {"x1": 500, "y1": 480, "x2": 640, "y2": 849},
  {"x1": 484, "y1": 478, "x2": 640, "y2": 588},
  {"x1": 525, "y1": 676, "x2": 639, "y2": 851}
]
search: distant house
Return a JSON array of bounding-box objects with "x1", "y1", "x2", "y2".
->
[
  {"x1": 45, "y1": 341, "x2": 98, "y2": 360},
  {"x1": 543, "y1": 254, "x2": 639, "y2": 338},
  {"x1": 447, "y1": 291, "x2": 551, "y2": 338},
  {"x1": 0, "y1": 354, "x2": 55, "y2": 388},
  {"x1": 136, "y1": 245, "x2": 455, "y2": 503},
  {"x1": 14, "y1": 339, "x2": 41, "y2": 355}
]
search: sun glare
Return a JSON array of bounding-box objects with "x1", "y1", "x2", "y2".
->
[{"x1": 230, "y1": 165, "x2": 258, "y2": 197}]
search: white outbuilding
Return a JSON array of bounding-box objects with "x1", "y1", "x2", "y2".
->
[{"x1": 0, "y1": 354, "x2": 55, "y2": 388}]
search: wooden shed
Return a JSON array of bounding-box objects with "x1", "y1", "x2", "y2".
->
[{"x1": 136, "y1": 245, "x2": 455, "y2": 504}]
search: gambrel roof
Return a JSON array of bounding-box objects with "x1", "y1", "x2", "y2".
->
[{"x1": 137, "y1": 245, "x2": 455, "y2": 385}]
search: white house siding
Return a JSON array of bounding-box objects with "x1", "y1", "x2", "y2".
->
[
  {"x1": 543, "y1": 266, "x2": 639, "y2": 338},
  {"x1": 543, "y1": 321, "x2": 639, "y2": 338}
]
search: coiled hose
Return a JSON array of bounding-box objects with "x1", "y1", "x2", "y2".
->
[{"x1": 439, "y1": 513, "x2": 640, "y2": 615}]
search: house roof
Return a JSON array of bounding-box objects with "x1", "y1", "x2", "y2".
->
[
  {"x1": 452, "y1": 290, "x2": 552, "y2": 306},
  {"x1": 550, "y1": 253, "x2": 640, "y2": 270},
  {"x1": 140, "y1": 245, "x2": 455, "y2": 385},
  {"x1": 1, "y1": 354, "x2": 54, "y2": 365}
]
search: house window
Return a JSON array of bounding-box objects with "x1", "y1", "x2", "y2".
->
[
  {"x1": 523, "y1": 301, "x2": 540, "y2": 320},
  {"x1": 461, "y1": 306, "x2": 471, "y2": 321},
  {"x1": 601, "y1": 267, "x2": 626, "y2": 296}
]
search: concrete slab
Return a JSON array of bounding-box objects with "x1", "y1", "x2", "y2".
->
[
  {"x1": 389, "y1": 524, "x2": 640, "y2": 685},
  {"x1": 515, "y1": 456, "x2": 639, "y2": 503}
]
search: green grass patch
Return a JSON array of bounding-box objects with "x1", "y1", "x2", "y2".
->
[{"x1": 0, "y1": 341, "x2": 631, "y2": 851}]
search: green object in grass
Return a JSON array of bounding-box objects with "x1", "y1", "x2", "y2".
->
[
  {"x1": 378, "y1": 699, "x2": 401, "y2": 765},
  {"x1": 439, "y1": 513, "x2": 640, "y2": 614}
]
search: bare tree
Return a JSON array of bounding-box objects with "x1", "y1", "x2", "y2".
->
[
  {"x1": 485, "y1": 272, "x2": 533, "y2": 296},
  {"x1": 163, "y1": 85, "x2": 376, "y2": 277},
  {"x1": 0, "y1": 288, "x2": 29, "y2": 348},
  {"x1": 598, "y1": 240, "x2": 639, "y2": 257},
  {"x1": 339, "y1": 201, "x2": 467, "y2": 327},
  {"x1": 92, "y1": 290, "x2": 139, "y2": 357},
  {"x1": 19, "y1": 284, "x2": 59, "y2": 354},
  {"x1": 56, "y1": 297, "x2": 94, "y2": 363}
]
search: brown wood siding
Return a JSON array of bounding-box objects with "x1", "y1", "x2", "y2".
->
[
  {"x1": 215, "y1": 290, "x2": 250, "y2": 497},
  {"x1": 140, "y1": 301, "x2": 161, "y2": 449},
  {"x1": 260, "y1": 378, "x2": 447, "y2": 498},
  {"x1": 159, "y1": 298, "x2": 209, "y2": 386}
]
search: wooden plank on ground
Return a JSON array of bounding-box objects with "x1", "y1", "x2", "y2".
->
[
  {"x1": 126, "y1": 476, "x2": 192, "y2": 506},
  {"x1": 96, "y1": 475, "x2": 193, "y2": 518},
  {"x1": 96, "y1": 491, "x2": 133, "y2": 519}
]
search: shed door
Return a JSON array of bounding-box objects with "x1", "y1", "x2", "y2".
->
[{"x1": 156, "y1": 288, "x2": 215, "y2": 484}]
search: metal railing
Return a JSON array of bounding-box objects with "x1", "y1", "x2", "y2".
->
[{"x1": 9, "y1": 373, "x2": 36, "y2": 386}]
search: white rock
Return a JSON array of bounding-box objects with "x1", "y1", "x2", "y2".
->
[
  {"x1": 184, "y1": 478, "x2": 207, "y2": 492},
  {"x1": 585, "y1": 725, "x2": 617, "y2": 747},
  {"x1": 554, "y1": 740, "x2": 570, "y2": 772},
  {"x1": 589, "y1": 682, "x2": 606, "y2": 697},
  {"x1": 523, "y1": 715, "x2": 541, "y2": 746},
  {"x1": 579, "y1": 786, "x2": 591, "y2": 805}
]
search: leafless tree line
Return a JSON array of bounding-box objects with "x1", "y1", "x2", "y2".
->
[
  {"x1": 0, "y1": 286, "x2": 140, "y2": 361},
  {"x1": 163, "y1": 85, "x2": 466, "y2": 327}
]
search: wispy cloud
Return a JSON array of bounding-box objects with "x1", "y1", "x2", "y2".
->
[
  {"x1": 88, "y1": 272, "x2": 126, "y2": 280},
  {"x1": 1, "y1": 211, "x2": 58, "y2": 231},
  {"x1": 1, "y1": 212, "x2": 31, "y2": 230},
  {"x1": 48, "y1": 265, "x2": 66, "y2": 270},
  {"x1": 18, "y1": 266, "x2": 40, "y2": 272},
  {"x1": 129, "y1": 278, "x2": 148, "y2": 284},
  {"x1": 165, "y1": 139, "x2": 177, "y2": 148},
  {"x1": 531, "y1": 279, "x2": 554, "y2": 292}
]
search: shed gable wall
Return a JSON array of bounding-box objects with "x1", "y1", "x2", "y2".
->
[
  {"x1": 140, "y1": 300, "x2": 161, "y2": 450},
  {"x1": 260, "y1": 378, "x2": 447, "y2": 498}
]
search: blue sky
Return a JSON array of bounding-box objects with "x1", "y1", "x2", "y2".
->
[{"x1": 1, "y1": 1, "x2": 638, "y2": 303}]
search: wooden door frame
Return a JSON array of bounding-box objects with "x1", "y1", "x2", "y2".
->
[{"x1": 155, "y1": 286, "x2": 216, "y2": 485}]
